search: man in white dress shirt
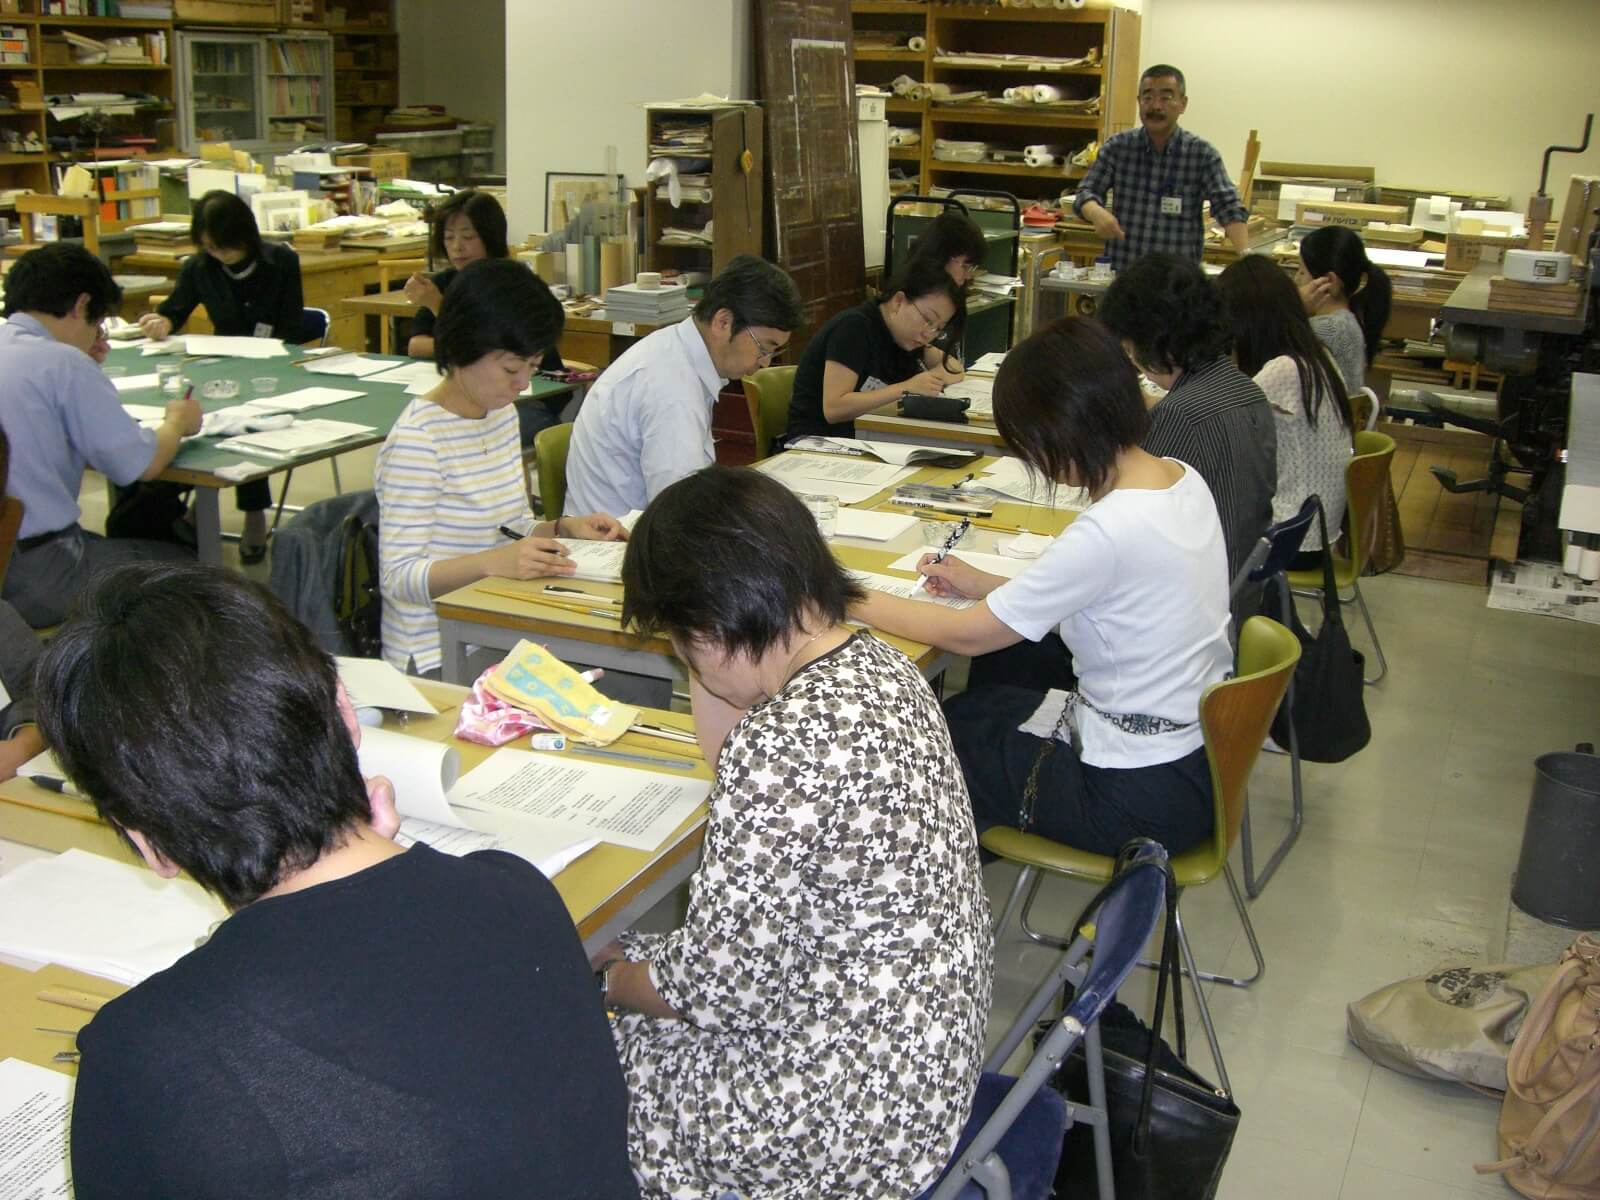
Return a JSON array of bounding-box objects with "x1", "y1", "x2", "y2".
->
[{"x1": 564, "y1": 255, "x2": 803, "y2": 517}]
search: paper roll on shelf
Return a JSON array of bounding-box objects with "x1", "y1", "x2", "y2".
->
[
  {"x1": 1029, "y1": 84, "x2": 1063, "y2": 103},
  {"x1": 907, "y1": 35, "x2": 926, "y2": 52},
  {"x1": 1023, "y1": 143, "x2": 1067, "y2": 168},
  {"x1": 1003, "y1": 86, "x2": 1033, "y2": 102}
]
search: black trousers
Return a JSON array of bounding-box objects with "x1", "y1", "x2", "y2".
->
[{"x1": 944, "y1": 685, "x2": 1214, "y2": 858}]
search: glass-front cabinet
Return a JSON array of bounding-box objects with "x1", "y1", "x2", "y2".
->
[{"x1": 176, "y1": 31, "x2": 334, "y2": 153}]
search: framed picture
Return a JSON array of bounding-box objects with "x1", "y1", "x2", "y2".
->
[
  {"x1": 545, "y1": 172, "x2": 625, "y2": 231},
  {"x1": 251, "y1": 189, "x2": 309, "y2": 235}
]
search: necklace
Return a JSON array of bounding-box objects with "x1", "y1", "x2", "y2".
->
[{"x1": 780, "y1": 625, "x2": 841, "y2": 687}]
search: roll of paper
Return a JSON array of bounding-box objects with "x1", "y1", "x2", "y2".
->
[
  {"x1": 564, "y1": 244, "x2": 582, "y2": 292},
  {"x1": 925, "y1": 83, "x2": 953, "y2": 100},
  {"x1": 1565, "y1": 534, "x2": 1585, "y2": 576},
  {"x1": 891, "y1": 74, "x2": 918, "y2": 96},
  {"x1": 600, "y1": 239, "x2": 626, "y2": 296},
  {"x1": 1581, "y1": 545, "x2": 1600, "y2": 583},
  {"x1": 1003, "y1": 86, "x2": 1032, "y2": 102},
  {"x1": 1030, "y1": 84, "x2": 1062, "y2": 103},
  {"x1": 907, "y1": 35, "x2": 926, "y2": 52}
]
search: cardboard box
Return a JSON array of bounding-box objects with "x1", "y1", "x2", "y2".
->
[
  {"x1": 174, "y1": 0, "x2": 278, "y2": 25},
  {"x1": 1445, "y1": 232, "x2": 1528, "y2": 273},
  {"x1": 1294, "y1": 201, "x2": 1409, "y2": 228},
  {"x1": 335, "y1": 149, "x2": 407, "y2": 181}
]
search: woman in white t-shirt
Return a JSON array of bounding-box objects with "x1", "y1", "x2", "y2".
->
[
  {"x1": 853, "y1": 317, "x2": 1232, "y2": 855},
  {"x1": 374, "y1": 259, "x2": 625, "y2": 676}
]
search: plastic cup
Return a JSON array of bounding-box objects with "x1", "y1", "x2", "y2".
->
[
  {"x1": 155, "y1": 362, "x2": 183, "y2": 395},
  {"x1": 799, "y1": 493, "x2": 838, "y2": 540},
  {"x1": 252, "y1": 376, "x2": 280, "y2": 396},
  {"x1": 102, "y1": 364, "x2": 127, "y2": 379},
  {"x1": 921, "y1": 517, "x2": 972, "y2": 549}
]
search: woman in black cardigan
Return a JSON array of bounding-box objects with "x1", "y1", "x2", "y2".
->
[{"x1": 140, "y1": 190, "x2": 306, "y2": 562}]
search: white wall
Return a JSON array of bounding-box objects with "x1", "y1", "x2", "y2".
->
[
  {"x1": 395, "y1": 0, "x2": 507, "y2": 172},
  {"x1": 1139, "y1": 0, "x2": 1600, "y2": 208},
  {"x1": 504, "y1": 0, "x2": 749, "y2": 238}
]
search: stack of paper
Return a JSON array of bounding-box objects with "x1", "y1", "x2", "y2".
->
[
  {"x1": 0, "y1": 1060, "x2": 73, "y2": 1198},
  {"x1": 755, "y1": 452, "x2": 916, "y2": 503},
  {"x1": 0, "y1": 849, "x2": 226, "y2": 985},
  {"x1": 968, "y1": 457, "x2": 1088, "y2": 511},
  {"x1": 247, "y1": 386, "x2": 363, "y2": 413},
  {"x1": 217, "y1": 418, "x2": 375, "y2": 459},
  {"x1": 301, "y1": 352, "x2": 395, "y2": 378},
  {"x1": 184, "y1": 335, "x2": 288, "y2": 359},
  {"x1": 849, "y1": 568, "x2": 975, "y2": 609},
  {"x1": 603, "y1": 282, "x2": 692, "y2": 323}
]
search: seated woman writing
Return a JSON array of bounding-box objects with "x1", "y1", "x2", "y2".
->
[
  {"x1": 855, "y1": 317, "x2": 1233, "y2": 856},
  {"x1": 1218, "y1": 254, "x2": 1353, "y2": 565},
  {"x1": 138, "y1": 190, "x2": 305, "y2": 562},
  {"x1": 404, "y1": 189, "x2": 567, "y2": 444},
  {"x1": 44, "y1": 563, "x2": 638, "y2": 1199},
  {"x1": 374, "y1": 258, "x2": 624, "y2": 677},
  {"x1": 784, "y1": 256, "x2": 966, "y2": 441},
  {"x1": 601, "y1": 465, "x2": 992, "y2": 1199}
]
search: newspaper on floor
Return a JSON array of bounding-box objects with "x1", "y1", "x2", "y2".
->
[{"x1": 1486, "y1": 559, "x2": 1600, "y2": 625}]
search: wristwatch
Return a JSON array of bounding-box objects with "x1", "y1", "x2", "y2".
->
[{"x1": 596, "y1": 959, "x2": 619, "y2": 1010}]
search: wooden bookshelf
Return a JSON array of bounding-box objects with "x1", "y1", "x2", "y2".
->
[
  {"x1": 329, "y1": 0, "x2": 393, "y2": 142},
  {"x1": 643, "y1": 104, "x2": 763, "y2": 277}
]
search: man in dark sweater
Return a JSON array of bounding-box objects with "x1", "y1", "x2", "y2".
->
[
  {"x1": 1099, "y1": 253, "x2": 1276, "y2": 612},
  {"x1": 38, "y1": 564, "x2": 638, "y2": 1200}
]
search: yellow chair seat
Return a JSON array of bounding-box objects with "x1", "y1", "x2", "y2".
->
[
  {"x1": 533, "y1": 422, "x2": 573, "y2": 518},
  {"x1": 981, "y1": 826, "x2": 1220, "y2": 889},
  {"x1": 742, "y1": 365, "x2": 797, "y2": 459},
  {"x1": 1285, "y1": 553, "x2": 1358, "y2": 591}
]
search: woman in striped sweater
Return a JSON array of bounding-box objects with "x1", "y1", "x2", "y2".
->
[{"x1": 374, "y1": 259, "x2": 625, "y2": 676}]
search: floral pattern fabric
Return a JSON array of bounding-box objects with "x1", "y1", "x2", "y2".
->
[{"x1": 613, "y1": 633, "x2": 993, "y2": 1199}]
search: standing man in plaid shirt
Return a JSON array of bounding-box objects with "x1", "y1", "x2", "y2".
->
[{"x1": 1073, "y1": 64, "x2": 1250, "y2": 270}]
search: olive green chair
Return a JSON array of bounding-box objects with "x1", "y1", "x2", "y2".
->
[
  {"x1": 984, "y1": 615, "x2": 1301, "y2": 1096},
  {"x1": 533, "y1": 421, "x2": 573, "y2": 519},
  {"x1": 742, "y1": 365, "x2": 798, "y2": 459},
  {"x1": 1285, "y1": 429, "x2": 1396, "y2": 684}
]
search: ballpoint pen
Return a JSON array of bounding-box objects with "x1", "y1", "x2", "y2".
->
[
  {"x1": 911, "y1": 516, "x2": 971, "y2": 596},
  {"x1": 497, "y1": 524, "x2": 524, "y2": 541},
  {"x1": 543, "y1": 585, "x2": 621, "y2": 604}
]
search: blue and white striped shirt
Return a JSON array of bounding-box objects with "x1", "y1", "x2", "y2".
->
[{"x1": 374, "y1": 397, "x2": 532, "y2": 673}]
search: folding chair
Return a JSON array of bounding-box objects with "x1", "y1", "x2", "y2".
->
[
  {"x1": 1229, "y1": 497, "x2": 1318, "y2": 898},
  {"x1": 919, "y1": 842, "x2": 1171, "y2": 1200}
]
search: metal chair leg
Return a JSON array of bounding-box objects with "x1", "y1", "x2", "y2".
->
[
  {"x1": 1243, "y1": 581, "x2": 1305, "y2": 898},
  {"x1": 1017, "y1": 868, "x2": 1074, "y2": 949},
  {"x1": 270, "y1": 469, "x2": 294, "y2": 533},
  {"x1": 1083, "y1": 1020, "x2": 1115, "y2": 1200},
  {"x1": 330, "y1": 457, "x2": 343, "y2": 496},
  {"x1": 991, "y1": 864, "x2": 1034, "y2": 943},
  {"x1": 1351, "y1": 577, "x2": 1388, "y2": 684},
  {"x1": 1174, "y1": 904, "x2": 1233, "y2": 1097}
]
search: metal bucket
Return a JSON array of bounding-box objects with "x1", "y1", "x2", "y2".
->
[{"x1": 1511, "y1": 747, "x2": 1600, "y2": 929}]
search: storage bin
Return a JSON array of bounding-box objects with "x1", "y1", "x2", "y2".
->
[{"x1": 1512, "y1": 747, "x2": 1600, "y2": 928}]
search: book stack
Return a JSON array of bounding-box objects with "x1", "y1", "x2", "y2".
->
[
  {"x1": 1488, "y1": 275, "x2": 1585, "y2": 318},
  {"x1": 128, "y1": 220, "x2": 196, "y2": 260},
  {"x1": 602, "y1": 282, "x2": 692, "y2": 324}
]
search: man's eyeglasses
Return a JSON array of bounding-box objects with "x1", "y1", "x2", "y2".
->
[{"x1": 744, "y1": 327, "x2": 785, "y2": 364}]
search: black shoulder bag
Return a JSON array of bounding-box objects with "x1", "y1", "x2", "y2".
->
[{"x1": 1268, "y1": 501, "x2": 1371, "y2": 763}]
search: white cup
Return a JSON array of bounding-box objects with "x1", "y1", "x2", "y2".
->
[{"x1": 636, "y1": 271, "x2": 662, "y2": 291}]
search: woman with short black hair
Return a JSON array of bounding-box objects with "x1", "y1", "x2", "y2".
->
[
  {"x1": 403, "y1": 188, "x2": 511, "y2": 360},
  {"x1": 374, "y1": 258, "x2": 624, "y2": 676},
  {"x1": 138, "y1": 189, "x2": 307, "y2": 561},
  {"x1": 855, "y1": 316, "x2": 1233, "y2": 857},
  {"x1": 602, "y1": 464, "x2": 991, "y2": 1199}
]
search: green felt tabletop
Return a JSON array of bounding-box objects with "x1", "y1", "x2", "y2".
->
[{"x1": 103, "y1": 344, "x2": 573, "y2": 483}]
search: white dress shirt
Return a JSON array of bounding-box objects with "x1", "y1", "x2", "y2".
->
[{"x1": 563, "y1": 318, "x2": 726, "y2": 517}]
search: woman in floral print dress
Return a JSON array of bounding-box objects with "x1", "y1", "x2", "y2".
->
[{"x1": 596, "y1": 465, "x2": 992, "y2": 1200}]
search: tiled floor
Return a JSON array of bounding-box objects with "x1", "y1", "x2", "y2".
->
[
  {"x1": 74, "y1": 460, "x2": 1600, "y2": 1198},
  {"x1": 983, "y1": 569, "x2": 1600, "y2": 1199}
]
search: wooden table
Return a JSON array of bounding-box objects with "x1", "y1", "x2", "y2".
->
[
  {"x1": 434, "y1": 453, "x2": 1079, "y2": 689},
  {"x1": 0, "y1": 680, "x2": 708, "y2": 959},
  {"x1": 105, "y1": 345, "x2": 573, "y2": 565},
  {"x1": 340, "y1": 288, "x2": 417, "y2": 355},
  {"x1": 115, "y1": 249, "x2": 382, "y2": 351}
]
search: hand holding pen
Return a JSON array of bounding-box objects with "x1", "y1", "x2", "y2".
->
[
  {"x1": 492, "y1": 524, "x2": 575, "y2": 579},
  {"x1": 911, "y1": 516, "x2": 970, "y2": 596}
]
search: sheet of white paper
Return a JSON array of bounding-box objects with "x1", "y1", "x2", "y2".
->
[
  {"x1": 855, "y1": 439, "x2": 977, "y2": 466},
  {"x1": 218, "y1": 418, "x2": 375, "y2": 458},
  {"x1": 16, "y1": 749, "x2": 75, "y2": 795},
  {"x1": 301, "y1": 353, "x2": 395, "y2": 378},
  {"x1": 139, "y1": 339, "x2": 182, "y2": 356},
  {"x1": 973, "y1": 458, "x2": 1090, "y2": 509},
  {"x1": 763, "y1": 474, "x2": 887, "y2": 504},
  {"x1": 355, "y1": 727, "x2": 464, "y2": 828},
  {"x1": 944, "y1": 377, "x2": 994, "y2": 417},
  {"x1": 110, "y1": 373, "x2": 161, "y2": 393},
  {"x1": 0, "y1": 849, "x2": 226, "y2": 986},
  {"x1": 757, "y1": 452, "x2": 916, "y2": 489},
  {"x1": 835, "y1": 509, "x2": 918, "y2": 542},
  {"x1": 362, "y1": 361, "x2": 443, "y2": 388},
  {"x1": 562, "y1": 540, "x2": 627, "y2": 584},
  {"x1": 184, "y1": 335, "x2": 288, "y2": 359},
  {"x1": 395, "y1": 816, "x2": 598, "y2": 879},
  {"x1": 336, "y1": 657, "x2": 439, "y2": 715},
  {"x1": 187, "y1": 165, "x2": 239, "y2": 200},
  {"x1": 211, "y1": 463, "x2": 259, "y2": 482},
  {"x1": 618, "y1": 509, "x2": 645, "y2": 533},
  {"x1": 1365, "y1": 247, "x2": 1440, "y2": 269},
  {"x1": 0, "y1": 1058, "x2": 73, "y2": 1199},
  {"x1": 253, "y1": 386, "x2": 363, "y2": 412},
  {"x1": 1277, "y1": 183, "x2": 1337, "y2": 223},
  {"x1": 849, "y1": 568, "x2": 976, "y2": 609},
  {"x1": 887, "y1": 547, "x2": 1033, "y2": 580},
  {"x1": 121, "y1": 403, "x2": 165, "y2": 423},
  {"x1": 447, "y1": 748, "x2": 710, "y2": 852},
  {"x1": 998, "y1": 531, "x2": 1053, "y2": 559},
  {"x1": 968, "y1": 351, "x2": 1007, "y2": 374}
]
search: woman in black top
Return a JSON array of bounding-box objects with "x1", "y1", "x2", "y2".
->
[
  {"x1": 785, "y1": 256, "x2": 966, "y2": 441},
  {"x1": 405, "y1": 189, "x2": 565, "y2": 444},
  {"x1": 139, "y1": 190, "x2": 306, "y2": 561}
]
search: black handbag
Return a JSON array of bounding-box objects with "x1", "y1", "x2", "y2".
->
[
  {"x1": 897, "y1": 391, "x2": 969, "y2": 422},
  {"x1": 1267, "y1": 502, "x2": 1371, "y2": 763},
  {"x1": 1049, "y1": 849, "x2": 1241, "y2": 1199}
]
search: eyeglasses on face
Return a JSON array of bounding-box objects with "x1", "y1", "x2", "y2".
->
[{"x1": 744, "y1": 326, "x2": 785, "y2": 363}]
